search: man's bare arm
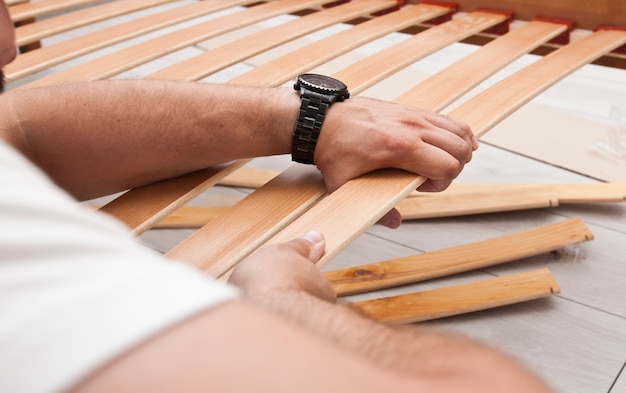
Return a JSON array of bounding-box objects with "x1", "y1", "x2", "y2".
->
[
  {"x1": 0, "y1": 79, "x2": 476, "y2": 201},
  {"x1": 229, "y1": 233, "x2": 553, "y2": 393},
  {"x1": 73, "y1": 234, "x2": 551, "y2": 393}
]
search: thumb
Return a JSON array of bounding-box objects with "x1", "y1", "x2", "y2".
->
[{"x1": 296, "y1": 230, "x2": 326, "y2": 262}]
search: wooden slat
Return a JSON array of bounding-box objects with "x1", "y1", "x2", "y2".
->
[
  {"x1": 14, "y1": 0, "x2": 176, "y2": 47},
  {"x1": 160, "y1": 11, "x2": 510, "y2": 273},
  {"x1": 397, "y1": 185, "x2": 558, "y2": 219},
  {"x1": 165, "y1": 165, "x2": 326, "y2": 277},
  {"x1": 332, "y1": 10, "x2": 510, "y2": 93},
  {"x1": 147, "y1": 0, "x2": 399, "y2": 81},
  {"x1": 18, "y1": 0, "x2": 331, "y2": 89},
  {"x1": 146, "y1": 182, "x2": 626, "y2": 228},
  {"x1": 326, "y1": 218, "x2": 592, "y2": 296},
  {"x1": 219, "y1": 167, "x2": 280, "y2": 188},
  {"x1": 453, "y1": 29, "x2": 626, "y2": 138},
  {"x1": 154, "y1": 206, "x2": 232, "y2": 229},
  {"x1": 353, "y1": 268, "x2": 560, "y2": 324},
  {"x1": 100, "y1": 162, "x2": 247, "y2": 236},
  {"x1": 6, "y1": 0, "x2": 256, "y2": 82},
  {"x1": 9, "y1": 0, "x2": 99, "y2": 22},
  {"x1": 259, "y1": 29, "x2": 626, "y2": 270},
  {"x1": 393, "y1": 19, "x2": 568, "y2": 110},
  {"x1": 96, "y1": 4, "x2": 472, "y2": 236},
  {"x1": 210, "y1": 3, "x2": 452, "y2": 87},
  {"x1": 553, "y1": 183, "x2": 626, "y2": 203}
]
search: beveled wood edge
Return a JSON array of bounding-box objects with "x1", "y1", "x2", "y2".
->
[
  {"x1": 326, "y1": 218, "x2": 592, "y2": 296},
  {"x1": 352, "y1": 268, "x2": 560, "y2": 324}
]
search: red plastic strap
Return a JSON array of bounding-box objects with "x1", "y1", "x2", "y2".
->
[
  {"x1": 475, "y1": 8, "x2": 514, "y2": 35},
  {"x1": 372, "y1": 0, "x2": 406, "y2": 17},
  {"x1": 420, "y1": 0, "x2": 458, "y2": 25},
  {"x1": 594, "y1": 25, "x2": 626, "y2": 55}
]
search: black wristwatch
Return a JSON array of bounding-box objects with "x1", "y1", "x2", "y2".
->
[{"x1": 291, "y1": 74, "x2": 350, "y2": 164}]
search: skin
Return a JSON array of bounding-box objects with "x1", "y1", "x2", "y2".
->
[{"x1": 0, "y1": 3, "x2": 551, "y2": 392}]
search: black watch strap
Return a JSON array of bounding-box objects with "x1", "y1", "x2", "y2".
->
[{"x1": 291, "y1": 90, "x2": 333, "y2": 165}]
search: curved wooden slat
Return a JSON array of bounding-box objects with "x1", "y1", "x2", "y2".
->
[
  {"x1": 147, "y1": 0, "x2": 399, "y2": 81},
  {"x1": 352, "y1": 268, "x2": 560, "y2": 324},
  {"x1": 94, "y1": 3, "x2": 458, "y2": 236},
  {"x1": 231, "y1": 3, "x2": 451, "y2": 87},
  {"x1": 333, "y1": 10, "x2": 509, "y2": 93},
  {"x1": 6, "y1": 0, "x2": 255, "y2": 82},
  {"x1": 396, "y1": 185, "x2": 558, "y2": 219},
  {"x1": 165, "y1": 165, "x2": 326, "y2": 277},
  {"x1": 18, "y1": 0, "x2": 330, "y2": 89},
  {"x1": 260, "y1": 29, "x2": 626, "y2": 270},
  {"x1": 326, "y1": 218, "x2": 592, "y2": 296},
  {"x1": 14, "y1": 0, "x2": 175, "y2": 47},
  {"x1": 8, "y1": 0, "x2": 98, "y2": 22},
  {"x1": 158, "y1": 10, "x2": 511, "y2": 273},
  {"x1": 452, "y1": 29, "x2": 626, "y2": 138},
  {"x1": 100, "y1": 162, "x2": 247, "y2": 236},
  {"x1": 393, "y1": 19, "x2": 568, "y2": 110}
]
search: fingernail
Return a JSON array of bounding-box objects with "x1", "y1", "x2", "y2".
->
[
  {"x1": 380, "y1": 217, "x2": 401, "y2": 228},
  {"x1": 301, "y1": 230, "x2": 323, "y2": 244}
]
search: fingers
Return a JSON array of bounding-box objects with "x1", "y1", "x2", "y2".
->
[
  {"x1": 376, "y1": 208, "x2": 402, "y2": 229},
  {"x1": 422, "y1": 111, "x2": 478, "y2": 151},
  {"x1": 298, "y1": 230, "x2": 326, "y2": 262},
  {"x1": 228, "y1": 230, "x2": 336, "y2": 303}
]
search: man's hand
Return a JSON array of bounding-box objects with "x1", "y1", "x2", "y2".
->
[
  {"x1": 228, "y1": 230, "x2": 336, "y2": 303},
  {"x1": 316, "y1": 96, "x2": 478, "y2": 193},
  {"x1": 313, "y1": 96, "x2": 478, "y2": 228}
]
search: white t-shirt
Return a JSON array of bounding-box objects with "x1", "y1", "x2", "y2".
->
[{"x1": 0, "y1": 141, "x2": 239, "y2": 393}]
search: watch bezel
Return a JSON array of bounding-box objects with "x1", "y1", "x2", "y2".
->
[{"x1": 295, "y1": 74, "x2": 350, "y2": 100}]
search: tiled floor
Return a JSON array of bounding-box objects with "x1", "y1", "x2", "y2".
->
[{"x1": 8, "y1": 2, "x2": 626, "y2": 392}]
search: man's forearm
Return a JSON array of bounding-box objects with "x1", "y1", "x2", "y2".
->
[
  {"x1": 0, "y1": 80, "x2": 298, "y2": 199},
  {"x1": 251, "y1": 289, "x2": 553, "y2": 393}
]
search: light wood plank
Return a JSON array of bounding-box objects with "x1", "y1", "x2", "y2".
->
[
  {"x1": 353, "y1": 268, "x2": 560, "y2": 324},
  {"x1": 332, "y1": 11, "x2": 510, "y2": 94},
  {"x1": 100, "y1": 162, "x2": 246, "y2": 236},
  {"x1": 413, "y1": 182, "x2": 626, "y2": 203},
  {"x1": 261, "y1": 29, "x2": 626, "y2": 270},
  {"x1": 14, "y1": 0, "x2": 176, "y2": 47},
  {"x1": 146, "y1": 182, "x2": 626, "y2": 227},
  {"x1": 393, "y1": 20, "x2": 568, "y2": 110},
  {"x1": 8, "y1": 0, "x2": 99, "y2": 22},
  {"x1": 219, "y1": 167, "x2": 280, "y2": 188},
  {"x1": 6, "y1": 0, "x2": 256, "y2": 82},
  {"x1": 397, "y1": 185, "x2": 558, "y2": 219},
  {"x1": 228, "y1": 3, "x2": 451, "y2": 87},
  {"x1": 18, "y1": 0, "x2": 331, "y2": 89},
  {"x1": 147, "y1": 0, "x2": 399, "y2": 81},
  {"x1": 165, "y1": 165, "x2": 326, "y2": 277},
  {"x1": 163, "y1": 11, "x2": 511, "y2": 272},
  {"x1": 452, "y1": 29, "x2": 626, "y2": 138},
  {"x1": 326, "y1": 218, "x2": 592, "y2": 296}
]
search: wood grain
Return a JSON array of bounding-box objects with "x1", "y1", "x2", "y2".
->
[
  {"x1": 100, "y1": 162, "x2": 246, "y2": 236},
  {"x1": 452, "y1": 29, "x2": 626, "y2": 138},
  {"x1": 6, "y1": 0, "x2": 256, "y2": 82},
  {"x1": 394, "y1": 20, "x2": 568, "y2": 110},
  {"x1": 230, "y1": 2, "x2": 451, "y2": 87},
  {"x1": 333, "y1": 11, "x2": 510, "y2": 94},
  {"x1": 8, "y1": 0, "x2": 99, "y2": 22},
  {"x1": 250, "y1": 29, "x2": 626, "y2": 273},
  {"x1": 13, "y1": 0, "x2": 175, "y2": 46},
  {"x1": 18, "y1": 0, "x2": 331, "y2": 89},
  {"x1": 147, "y1": 0, "x2": 399, "y2": 81},
  {"x1": 326, "y1": 218, "x2": 592, "y2": 296},
  {"x1": 165, "y1": 165, "x2": 326, "y2": 278},
  {"x1": 353, "y1": 268, "x2": 560, "y2": 324}
]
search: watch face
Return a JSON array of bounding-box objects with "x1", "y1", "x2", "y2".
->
[{"x1": 298, "y1": 74, "x2": 347, "y2": 92}]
